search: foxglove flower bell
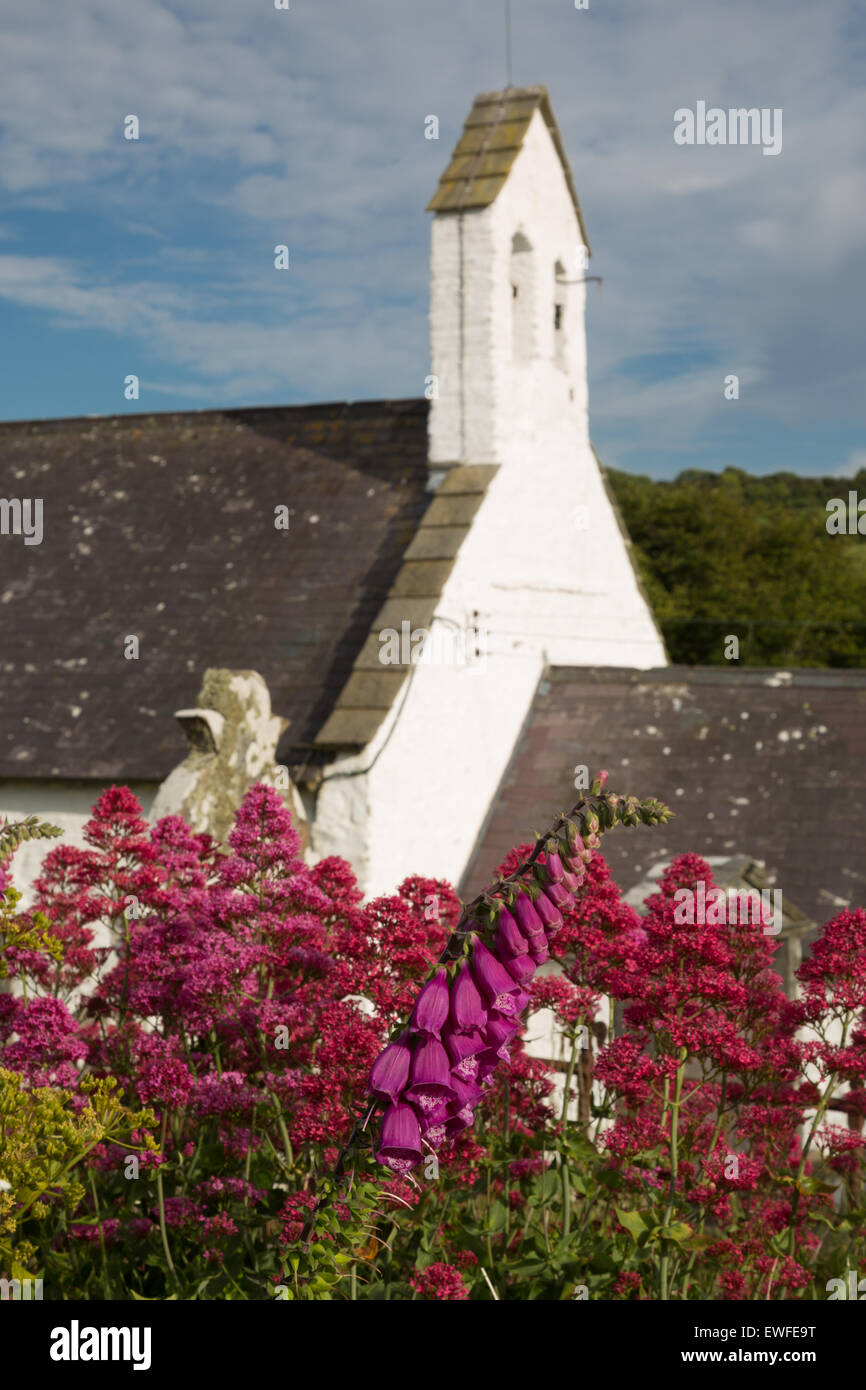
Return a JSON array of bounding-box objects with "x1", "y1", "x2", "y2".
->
[
  {"x1": 410, "y1": 966, "x2": 451, "y2": 1039},
  {"x1": 368, "y1": 1037, "x2": 411, "y2": 1104},
  {"x1": 450, "y1": 960, "x2": 487, "y2": 1032},
  {"x1": 377, "y1": 1102, "x2": 423, "y2": 1174},
  {"x1": 406, "y1": 1036, "x2": 456, "y2": 1113},
  {"x1": 471, "y1": 939, "x2": 522, "y2": 1013}
]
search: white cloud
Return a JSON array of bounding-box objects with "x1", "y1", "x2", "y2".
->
[{"x1": 0, "y1": 0, "x2": 861, "y2": 468}]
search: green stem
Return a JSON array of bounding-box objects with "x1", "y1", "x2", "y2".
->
[
  {"x1": 659, "y1": 1051, "x2": 686, "y2": 1302},
  {"x1": 155, "y1": 1112, "x2": 181, "y2": 1296},
  {"x1": 88, "y1": 1170, "x2": 111, "y2": 1300}
]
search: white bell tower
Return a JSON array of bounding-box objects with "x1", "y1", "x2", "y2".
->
[{"x1": 427, "y1": 87, "x2": 592, "y2": 467}]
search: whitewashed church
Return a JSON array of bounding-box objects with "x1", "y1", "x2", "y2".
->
[{"x1": 0, "y1": 86, "x2": 665, "y2": 900}]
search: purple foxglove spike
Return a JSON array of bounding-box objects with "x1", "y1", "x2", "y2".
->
[
  {"x1": 368, "y1": 1039, "x2": 412, "y2": 1103},
  {"x1": 503, "y1": 951, "x2": 536, "y2": 983},
  {"x1": 377, "y1": 1102, "x2": 423, "y2": 1174},
  {"x1": 450, "y1": 960, "x2": 488, "y2": 1032},
  {"x1": 494, "y1": 907, "x2": 529, "y2": 958},
  {"x1": 543, "y1": 881, "x2": 571, "y2": 909},
  {"x1": 561, "y1": 868, "x2": 583, "y2": 892},
  {"x1": 443, "y1": 1021, "x2": 487, "y2": 1064},
  {"x1": 544, "y1": 851, "x2": 565, "y2": 882},
  {"x1": 471, "y1": 939, "x2": 521, "y2": 1013},
  {"x1": 534, "y1": 892, "x2": 562, "y2": 935},
  {"x1": 512, "y1": 892, "x2": 545, "y2": 939},
  {"x1": 405, "y1": 1036, "x2": 456, "y2": 1114},
  {"x1": 410, "y1": 967, "x2": 451, "y2": 1038}
]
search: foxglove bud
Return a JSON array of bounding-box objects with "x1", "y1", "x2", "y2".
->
[
  {"x1": 533, "y1": 892, "x2": 562, "y2": 936},
  {"x1": 527, "y1": 934, "x2": 549, "y2": 965},
  {"x1": 502, "y1": 951, "x2": 536, "y2": 983},
  {"x1": 495, "y1": 907, "x2": 530, "y2": 958},
  {"x1": 512, "y1": 891, "x2": 545, "y2": 939},
  {"x1": 543, "y1": 851, "x2": 565, "y2": 882},
  {"x1": 543, "y1": 880, "x2": 570, "y2": 909}
]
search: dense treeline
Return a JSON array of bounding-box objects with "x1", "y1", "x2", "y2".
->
[{"x1": 605, "y1": 466, "x2": 866, "y2": 667}]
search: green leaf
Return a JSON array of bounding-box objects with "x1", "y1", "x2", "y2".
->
[
  {"x1": 650, "y1": 1221, "x2": 693, "y2": 1245},
  {"x1": 486, "y1": 1201, "x2": 508, "y2": 1234},
  {"x1": 615, "y1": 1208, "x2": 649, "y2": 1243}
]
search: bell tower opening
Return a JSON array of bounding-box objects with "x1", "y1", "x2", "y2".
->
[{"x1": 510, "y1": 231, "x2": 535, "y2": 364}]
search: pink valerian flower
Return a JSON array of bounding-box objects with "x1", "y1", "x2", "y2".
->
[
  {"x1": 409, "y1": 1261, "x2": 470, "y2": 1301},
  {"x1": 136, "y1": 1056, "x2": 195, "y2": 1109},
  {"x1": 150, "y1": 1197, "x2": 204, "y2": 1228},
  {"x1": 196, "y1": 1176, "x2": 266, "y2": 1205},
  {"x1": 68, "y1": 1218, "x2": 121, "y2": 1245},
  {"x1": 0, "y1": 995, "x2": 87, "y2": 1088}
]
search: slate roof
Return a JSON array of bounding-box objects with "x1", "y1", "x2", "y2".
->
[
  {"x1": 427, "y1": 85, "x2": 592, "y2": 253},
  {"x1": 461, "y1": 666, "x2": 866, "y2": 929},
  {"x1": 316, "y1": 463, "x2": 498, "y2": 747},
  {"x1": 0, "y1": 398, "x2": 453, "y2": 781}
]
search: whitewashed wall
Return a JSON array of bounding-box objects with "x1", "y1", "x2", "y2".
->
[
  {"x1": 0, "y1": 781, "x2": 158, "y2": 905},
  {"x1": 313, "y1": 109, "x2": 665, "y2": 898}
]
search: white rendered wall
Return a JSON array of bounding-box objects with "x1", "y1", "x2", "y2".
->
[
  {"x1": 312, "y1": 110, "x2": 666, "y2": 899},
  {"x1": 0, "y1": 781, "x2": 158, "y2": 905}
]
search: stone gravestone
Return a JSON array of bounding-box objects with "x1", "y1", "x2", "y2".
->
[{"x1": 150, "y1": 668, "x2": 308, "y2": 851}]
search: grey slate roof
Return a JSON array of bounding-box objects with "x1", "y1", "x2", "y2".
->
[
  {"x1": 0, "y1": 399, "x2": 443, "y2": 780},
  {"x1": 461, "y1": 665, "x2": 866, "y2": 929}
]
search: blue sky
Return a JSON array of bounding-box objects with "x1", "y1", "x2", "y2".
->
[{"x1": 0, "y1": 0, "x2": 864, "y2": 479}]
